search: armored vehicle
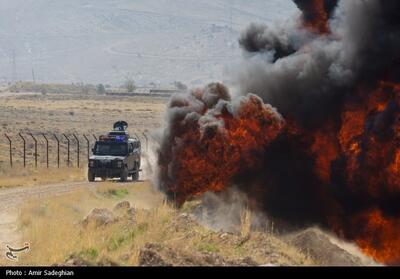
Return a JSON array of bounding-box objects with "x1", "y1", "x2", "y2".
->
[{"x1": 88, "y1": 121, "x2": 141, "y2": 182}]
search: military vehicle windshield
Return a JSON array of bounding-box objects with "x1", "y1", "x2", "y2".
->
[{"x1": 94, "y1": 142, "x2": 128, "y2": 156}]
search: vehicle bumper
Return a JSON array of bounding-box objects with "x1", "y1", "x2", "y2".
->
[{"x1": 89, "y1": 168, "x2": 124, "y2": 178}]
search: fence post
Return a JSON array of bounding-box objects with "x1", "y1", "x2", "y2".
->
[
  {"x1": 73, "y1": 134, "x2": 80, "y2": 168},
  {"x1": 83, "y1": 135, "x2": 90, "y2": 162},
  {"x1": 29, "y1": 133, "x2": 38, "y2": 168},
  {"x1": 63, "y1": 134, "x2": 70, "y2": 167},
  {"x1": 42, "y1": 133, "x2": 49, "y2": 168},
  {"x1": 4, "y1": 134, "x2": 12, "y2": 167},
  {"x1": 92, "y1": 134, "x2": 97, "y2": 141},
  {"x1": 142, "y1": 132, "x2": 149, "y2": 153},
  {"x1": 53, "y1": 134, "x2": 60, "y2": 168},
  {"x1": 18, "y1": 133, "x2": 26, "y2": 167}
]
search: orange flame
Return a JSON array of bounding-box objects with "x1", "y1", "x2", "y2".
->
[
  {"x1": 352, "y1": 209, "x2": 400, "y2": 265},
  {"x1": 159, "y1": 81, "x2": 400, "y2": 264},
  {"x1": 303, "y1": 0, "x2": 331, "y2": 34},
  {"x1": 169, "y1": 94, "x2": 285, "y2": 205}
]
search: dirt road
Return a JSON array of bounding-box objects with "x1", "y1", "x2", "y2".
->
[
  {"x1": 0, "y1": 181, "x2": 92, "y2": 264},
  {"x1": 0, "y1": 181, "x2": 91, "y2": 212}
]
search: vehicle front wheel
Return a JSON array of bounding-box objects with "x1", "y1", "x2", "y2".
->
[
  {"x1": 88, "y1": 171, "x2": 95, "y2": 182},
  {"x1": 120, "y1": 168, "x2": 128, "y2": 182},
  {"x1": 132, "y1": 169, "x2": 139, "y2": 181}
]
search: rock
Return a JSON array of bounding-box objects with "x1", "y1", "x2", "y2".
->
[
  {"x1": 202, "y1": 252, "x2": 225, "y2": 265},
  {"x1": 82, "y1": 208, "x2": 117, "y2": 228},
  {"x1": 64, "y1": 255, "x2": 91, "y2": 266},
  {"x1": 126, "y1": 207, "x2": 137, "y2": 224},
  {"x1": 201, "y1": 252, "x2": 256, "y2": 266},
  {"x1": 63, "y1": 254, "x2": 118, "y2": 266},
  {"x1": 220, "y1": 233, "x2": 229, "y2": 239},
  {"x1": 139, "y1": 244, "x2": 171, "y2": 266},
  {"x1": 114, "y1": 201, "x2": 131, "y2": 212},
  {"x1": 176, "y1": 212, "x2": 197, "y2": 228},
  {"x1": 138, "y1": 242, "x2": 258, "y2": 266},
  {"x1": 127, "y1": 207, "x2": 136, "y2": 217}
]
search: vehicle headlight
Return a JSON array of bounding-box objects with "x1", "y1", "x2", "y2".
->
[{"x1": 89, "y1": 160, "x2": 95, "y2": 167}]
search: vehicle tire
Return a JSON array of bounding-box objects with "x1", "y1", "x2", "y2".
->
[
  {"x1": 120, "y1": 168, "x2": 128, "y2": 182},
  {"x1": 88, "y1": 171, "x2": 95, "y2": 182},
  {"x1": 132, "y1": 165, "x2": 139, "y2": 182}
]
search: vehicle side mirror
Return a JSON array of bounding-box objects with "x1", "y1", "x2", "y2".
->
[{"x1": 91, "y1": 148, "x2": 95, "y2": 153}]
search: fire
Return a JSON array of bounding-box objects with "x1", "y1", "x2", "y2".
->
[
  {"x1": 303, "y1": 0, "x2": 330, "y2": 34},
  {"x1": 293, "y1": 0, "x2": 338, "y2": 34},
  {"x1": 158, "y1": 80, "x2": 400, "y2": 264},
  {"x1": 331, "y1": 81, "x2": 400, "y2": 264},
  {"x1": 351, "y1": 209, "x2": 400, "y2": 265},
  {"x1": 157, "y1": 0, "x2": 400, "y2": 266},
  {"x1": 158, "y1": 84, "x2": 285, "y2": 205},
  {"x1": 310, "y1": 121, "x2": 339, "y2": 182},
  {"x1": 339, "y1": 81, "x2": 400, "y2": 196}
]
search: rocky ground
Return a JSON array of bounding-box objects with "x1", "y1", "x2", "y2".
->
[{"x1": 60, "y1": 200, "x2": 377, "y2": 267}]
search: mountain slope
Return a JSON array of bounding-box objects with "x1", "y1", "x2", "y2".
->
[{"x1": 0, "y1": 0, "x2": 296, "y2": 85}]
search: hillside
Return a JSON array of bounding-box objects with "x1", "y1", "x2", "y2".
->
[{"x1": 0, "y1": 0, "x2": 296, "y2": 86}]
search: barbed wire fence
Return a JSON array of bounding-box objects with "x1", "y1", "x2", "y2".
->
[{"x1": 1, "y1": 131, "x2": 151, "y2": 169}]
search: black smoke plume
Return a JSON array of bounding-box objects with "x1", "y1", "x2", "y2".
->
[{"x1": 157, "y1": 0, "x2": 400, "y2": 264}]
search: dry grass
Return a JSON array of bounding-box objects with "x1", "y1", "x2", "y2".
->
[
  {"x1": 0, "y1": 167, "x2": 86, "y2": 189},
  {"x1": 14, "y1": 183, "x2": 314, "y2": 266},
  {"x1": 14, "y1": 182, "x2": 158, "y2": 265},
  {"x1": 240, "y1": 208, "x2": 252, "y2": 238}
]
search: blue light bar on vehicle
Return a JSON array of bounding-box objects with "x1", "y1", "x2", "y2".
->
[{"x1": 115, "y1": 135, "x2": 126, "y2": 142}]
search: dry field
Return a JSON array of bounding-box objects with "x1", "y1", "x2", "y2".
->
[
  {"x1": 0, "y1": 92, "x2": 168, "y2": 169},
  {"x1": 0, "y1": 177, "x2": 375, "y2": 267},
  {"x1": 4, "y1": 182, "x2": 315, "y2": 266}
]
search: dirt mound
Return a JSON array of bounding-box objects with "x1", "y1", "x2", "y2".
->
[
  {"x1": 285, "y1": 227, "x2": 374, "y2": 266},
  {"x1": 138, "y1": 243, "x2": 257, "y2": 266}
]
